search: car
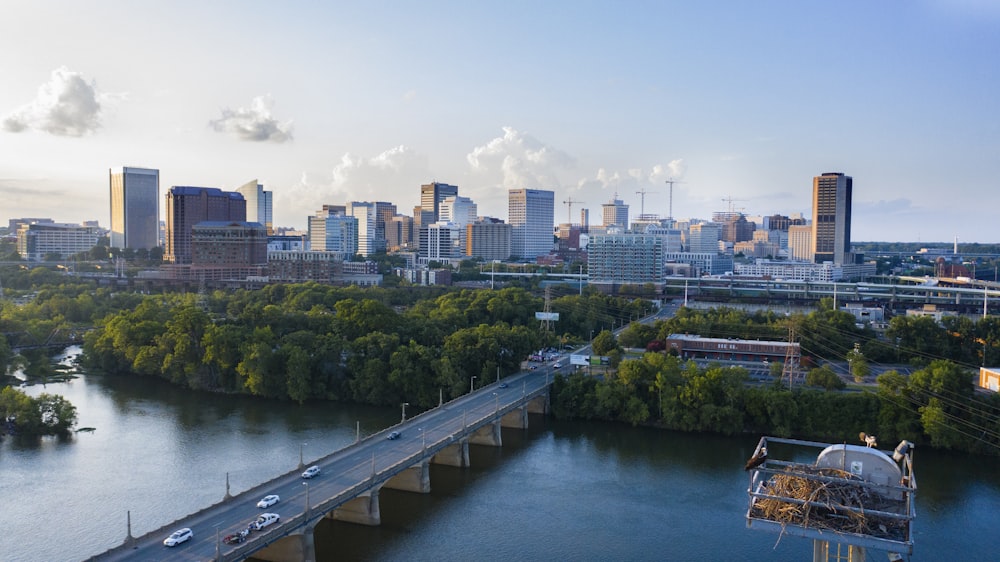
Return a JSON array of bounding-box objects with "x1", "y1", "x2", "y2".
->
[
  {"x1": 529, "y1": 365, "x2": 538, "y2": 370},
  {"x1": 163, "y1": 528, "x2": 193, "y2": 547},
  {"x1": 253, "y1": 513, "x2": 279, "y2": 530},
  {"x1": 499, "y1": 382, "x2": 508, "y2": 388},
  {"x1": 256, "y1": 494, "x2": 280, "y2": 508},
  {"x1": 387, "y1": 430, "x2": 401, "y2": 440},
  {"x1": 553, "y1": 362, "x2": 562, "y2": 368},
  {"x1": 301, "y1": 465, "x2": 321, "y2": 479}
]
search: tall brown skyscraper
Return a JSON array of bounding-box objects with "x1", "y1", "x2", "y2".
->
[
  {"x1": 164, "y1": 186, "x2": 246, "y2": 264},
  {"x1": 811, "y1": 172, "x2": 852, "y2": 264}
]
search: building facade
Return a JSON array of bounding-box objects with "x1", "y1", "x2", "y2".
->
[
  {"x1": 788, "y1": 224, "x2": 814, "y2": 262},
  {"x1": 812, "y1": 172, "x2": 853, "y2": 264},
  {"x1": 509, "y1": 188, "x2": 555, "y2": 259},
  {"x1": 588, "y1": 232, "x2": 665, "y2": 288},
  {"x1": 190, "y1": 221, "x2": 267, "y2": 266},
  {"x1": 236, "y1": 180, "x2": 273, "y2": 234},
  {"x1": 420, "y1": 182, "x2": 459, "y2": 223},
  {"x1": 308, "y1": 208, "x2": 358, "y2": 254},
  {"x1": 109, "y1": 167, "x2": 159, "y2": 250},
  {"x1": 164, "y1": 186, "x2": 247, "y2": 264},
  {"x1": 467, "y1": 219, "x2": 512, "y2": 261},
  {"x1": 601, "y1": 197, "x2": 629, "y2": 229},
  {"x1": 17, "y1": 222, "x2": 101, "y2": 261}
]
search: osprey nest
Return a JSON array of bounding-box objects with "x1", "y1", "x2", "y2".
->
[{"x1": 751, "y1": 465, "x2": 908, "y2": 541}]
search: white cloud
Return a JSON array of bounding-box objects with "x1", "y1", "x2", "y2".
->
[
  {"x1": 466, "y1": 126, "x2": 576, "y2": 189},
  {"x1": 2, "y1": 67, "x2": 109, "y2": 137},
  {"x1": 209, "y1": 95, "x2": 293, "y2": 143},
  {"x1": 574, "y1": 159, "x2": 686, "y2": 194},
  {"x1": 330, "y1": 145, "x2": 431, "y2": 196}
]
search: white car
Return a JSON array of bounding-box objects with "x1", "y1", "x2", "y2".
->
[
  {"x1": 257, "y1": 494, "x2": 280, "y2": 508},
  {"x1": 301, "y1": 465, "x2": 321, "y2": 479},
  {"x1": 163, "y1": 528, "x2": 192, "y2": 547},
  {"x1": 254, "y1": 513, "x2": 280, "y2": 530},
  {"x1": 553, "y1": 362, "x2": 562, "y2": 369}
]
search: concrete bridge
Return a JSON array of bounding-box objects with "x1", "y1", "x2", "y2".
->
[{"x1": 88, "y1": 369, "x2": 554, "y2": 562}]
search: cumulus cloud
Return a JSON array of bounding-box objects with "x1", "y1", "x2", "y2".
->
[
  {"x1": 209, "y1": 95, "x2": 293, "y2": 143},
  {"x1": 466, "y1": 126, "x2": 576, "y2": 189},
  {"x1": 2, "y1": 67, "x2": 108, "y2": 136},
  {"x1": 330, "y1": 145, "x2": 431, "y2": 195},
  {"x1": 575, "y1": 158, "x2": 686, "y2": 194}
]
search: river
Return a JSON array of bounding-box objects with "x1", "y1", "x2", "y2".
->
[{"x1": 1, "y1": 348, "x2": 997, "y2": 561}]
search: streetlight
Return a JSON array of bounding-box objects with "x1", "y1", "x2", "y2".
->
[
  {"x1": 470, "y1": 375, "x2": 477, "y2": 393},
  {"x1": 302, "y1": 481, "x2": 311, "y2": 519},
  {"x1": 492, "y1": 392, "x2": 499, "y2": 414},
  {"x1": 418, "y1": 427, "x2": 426, "y2": 450},
  {"x1": 401, "y1": 402, "x2": 409, "y2": 422},
  {"x1": 299, "y1": 442, "x2": 306, "y2": 470}
]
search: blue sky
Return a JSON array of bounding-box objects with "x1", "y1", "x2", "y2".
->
[{"x1": 2, "y1": 0, "x2": 998, "y2": 243}]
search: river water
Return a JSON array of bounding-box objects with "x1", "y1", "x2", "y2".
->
[{"x1": 1, "y1": 348, "x2": 996, "y2": 561}]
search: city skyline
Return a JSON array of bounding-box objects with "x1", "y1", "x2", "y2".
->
[{"x1": 2, "y1": 1, "x2": 999, "y2": 243}]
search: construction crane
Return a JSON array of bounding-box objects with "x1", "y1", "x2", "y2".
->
[
  {"x1": 721, "y1": 195, "x2": 748, "y2": 215},
  {"x1": 562, "y1": 197, "x2": 586, "y2": 224},
  {"x1": 664, "y1": 178, "x2": 685, "y2": 220},
  {"x1": 636, "y1": 187, "x2": 658, "y2": 218}
]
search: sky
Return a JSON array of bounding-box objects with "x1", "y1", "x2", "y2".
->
[{"x1": 1, "y1": 0, "x2": 998, "y2": 243}]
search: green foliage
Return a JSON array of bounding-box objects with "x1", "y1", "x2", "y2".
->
[
  {"x1": 805, "y1": 365, "x2": 846, "y2": 391},
  {"x1": 0, "y1": 386, "x2": 78, "y2": 436}
]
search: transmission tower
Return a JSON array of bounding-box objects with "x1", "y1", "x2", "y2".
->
[{"x1": 781, "y1": 325, "x2": 800, "y2": 389}]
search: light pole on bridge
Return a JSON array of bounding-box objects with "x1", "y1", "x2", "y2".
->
[
  {"x1": 470, "y1": 375, "x2": 476, "y2": 393},
  {"x1": 401, "y1": 402, "x2": 409, "y2": 422},
  {"x1": 299, "y1": 442, "x2": 306, "y2": 470},
  {"x1": 303, "y1": 481, "x2": 311, "y2": 520}
]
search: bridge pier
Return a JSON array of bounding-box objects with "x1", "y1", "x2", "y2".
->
[
  {"x1": 469, "y1": 420, "x2": 502, "y2": 446},
  {"x1": 500, "y1": 406, "x2": 528, "y2": 429},
  {"x1": 332, "y1": 488, "x2": 381, "y2": 526},
  {"x1": 384, "y1": 460, "x2": 431, "y2": 493},
  {"x1": 252, "y1": 529, "x2": 316, "y2": 562},
  {"x1": 432, "y1": 439, "x2": 470, "y2": 467}
]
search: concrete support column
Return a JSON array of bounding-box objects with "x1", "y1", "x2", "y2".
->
[
  {"x1": 469, "y1": 420, "x2": 502, "y2": 447},
  {"x1": 332, "y1": 488, "x2": 381, "y2": 526},
  {"x1": 384, "y1": 460, "x2": 431, "y2": 493},
  {"x1": 432, "y1": 439, "x2": 470, "y2": 467},
  {"x1": 526, "y1": 393, "x2": 549, "y2": 414},
  {"x1": 500, "y1": 406, "x2": 529, "y2": 429},
  {"x1": 252, "y1": 530, "x2": 316, "y2": 562}
]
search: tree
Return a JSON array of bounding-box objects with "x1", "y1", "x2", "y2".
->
[
  {"x1": 846, "y1": 345, "x2": 870, "y2": 383},
  {"x1": 592, "y1": 329, "x2": 617, "y2": 356},
  {"x1": 805, "y1": 365, "x2": 846, "y2": 391}
]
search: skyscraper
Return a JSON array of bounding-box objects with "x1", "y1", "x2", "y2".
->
[
  {"x1": 164, "y1": 186, "x2": 246, "y2": 264},
  {"x1": 811, "y1": 172, "x2": 852, "y2": 264},
  {"x1": 601, "y1": 196, "x2": 629, "y2": 229},
  {"x1": 420, "y1": 182, "x2": 459, "y2": 223},
  {"x1": 508, "y1": 188, "x2": 554, "y2": 259},
  {"x1": 236, "y1": 180, "x2": 273, "y2": 234},
  {"x1": 109, "y1": 167, "x2": 159, "y2": 250}
]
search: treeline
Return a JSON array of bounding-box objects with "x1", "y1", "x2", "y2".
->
[
  {"x1": 81, "y1": 283, "x2": 651, "y2": 408},
  {"x1": 566, "y1": 306, "x2": 1000, "y2": 455},
  {"x1": 553, "y1": 353, "x2": 1000, "y2": 456}
]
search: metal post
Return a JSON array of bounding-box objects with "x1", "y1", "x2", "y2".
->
[
  {"x1": 401, "y1": 402, "x2": 409, "y2": 422},
  {"x1": 215, "y1": 526, "x2": 220, "y2": 560},
  {"x1": 225, "y1": 472, "x2": 232, "y2": 500},
  {"x1": 470, "y1": 376, "x2": 476, "y2": 393},
  {"x1": 356, "y1": 421, "x2": 360, "y2": 443},
  {"x1": 303, "y1": 482, "x2": 311, "y2": 520},
  {"x1": 439, "y1": 387, "x2": 443, "y2": 407},
  {"x1": 126, "y1": 510, "x2": 134, "y2": 544},
  {"x1": 299, "y1": 443, "x2": 305, "y2": 470}
]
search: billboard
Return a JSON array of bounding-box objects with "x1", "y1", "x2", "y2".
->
[
  {"x1": 570, "y1": 354, "x2": 590, "y2": 366},
  {"x1": 534, "y1": 312, "x2": 560, "y2": 321}
]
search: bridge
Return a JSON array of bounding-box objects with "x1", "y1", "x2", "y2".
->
[{"x1": 88, "y1": 368, "x2": 555, "y2": 562}]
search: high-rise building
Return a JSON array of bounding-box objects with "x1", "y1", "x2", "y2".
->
[
  {"x1": 788, "y1": 224, "x2": 814, "y2": 262},
  {"x1": 811, "y1": 172, "x2": 852, "y2": 264},
  {"x1": 420, "y1": 182, "x2": 459, "y2": 223},
  {"x1": 109, "y1": 167, "x2": 159, "y2": 251},
  {"x1": 588, "y1": 232, "x2": 666, "y2": 288},
  {"x1": 347, "y1": 202, "x2": 386, "y2": 256},
  {"x1": 439, "y1": 196, "x2": 477, "y2": 226},
  {"x1": 467, "y1": 219, "x2": 512, "y2": 261},
  {"x1": 308, "y1": 207, "x2": 357, "y2": 254},
  {"x1": 508, "y1": 188, "x2": 555, "y2": 259},
  {"x1": 164, "y1": 186, "x2": 246, "y2": 264},
  {"x1": 236, "y1": 180, "x2": 273, "y2": 234},
  {"x1": 685, "y1": 223, "x2": 722, "y2": 253},
  {"x1": 601, "y1": 197, "x2": 629, "y2": 229}
]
